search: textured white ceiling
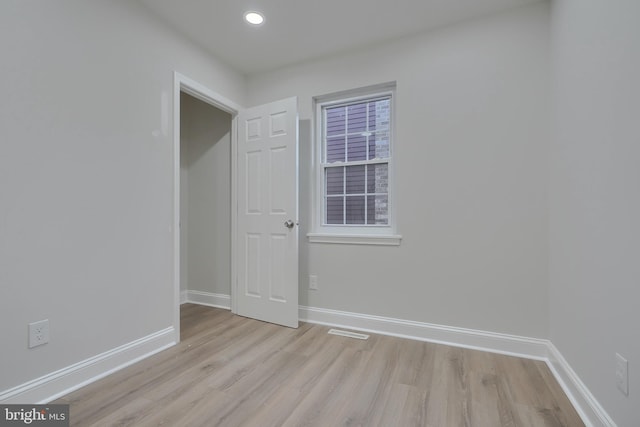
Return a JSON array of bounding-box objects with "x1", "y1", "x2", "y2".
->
[{"x1": 139, "y1": 0, "x2": 540, "y2": 75}]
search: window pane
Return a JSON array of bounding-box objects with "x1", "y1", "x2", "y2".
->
[
  {"x1": 345, "y1": 165, "x2": 365, "y2": 194},
  {"x1": 346, "y1": 195, "x2": 365, "y2": 224},
  {"x1": 325, "y1": 167, "x2": 344, "y2": 195},
  {"x1": 368, "y1": 102, "x2": 377, "y2": 130},
  {"x1": 321, "y1": 95, "x2": 392, "y2": 229},
  {"x1": 347, "y1": 134, "x2": 366, "y2": 161},
  {"x1": 367, "y1": 163, "x2": 388, "y2": 194},
  {"x1": 371, "y1": 98, "x2": 390, "y2": 131},
  {"x1": 326, "y1": 196, "x2": 344, "y2": 224},
  {"x1": 367, "y1": 195, "x2": 375, "y2": 224},
  {"x1": 367, "y1": 195, "x2": 388, "y2": 225},
  {"x1": 326, "y1": 136, "x2": 345, "y2": 163},
  {"x1": 369, "y1": 131, "x2": 390, "y2": 159},
  {"x1": 367, "y1": 132, "x2": 375, "y2": 160},
  {"x1": 326, "y1": 106, "x2": 346, "y2": 137},
  {"x1": 347, "y1": 103, "x2": 367, "y2": 133}
]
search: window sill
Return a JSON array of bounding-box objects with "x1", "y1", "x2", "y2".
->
[{"x1": 307, "y1": 233, "x2": 402, "y2": 246}]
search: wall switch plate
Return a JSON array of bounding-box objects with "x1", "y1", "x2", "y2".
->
[
  {"x1": 28, "y1": 319, "x2": 50, "y2": 348},
  {"x1": 309, "y1": 275, "x2": 318, "y2": 290},
  {"x1": 616, "y1": 353, "x2": 629, "y2": 396}
]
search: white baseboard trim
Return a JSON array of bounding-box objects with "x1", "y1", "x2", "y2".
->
[
  {"x1": 546, "y1": 343, "x2": 617, "y2": 427},
  {"x1": 180, "y1": 289, "x2": 188, "y2": 304},
  {"x1": 299, "y1": 305, "x2": 549, "y2": 360},
  {"x1": 0, "y1": 327, "x2": 175, "y2": 404},
  {"x1": 4, "y1": 297, "x2": 612, "y2": 427},
  {"x1": 299, "y1": 305, "x2": 615, "y2": 427},
  {"x1": 182, "y1": 290, "x2": 231, "y2": 310}
]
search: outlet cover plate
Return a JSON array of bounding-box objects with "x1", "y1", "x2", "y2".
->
[
  {"x1": 28, "y1": 319, "x2": 50, "y2": 348},
  {"x1": 309, "y1": 275, "x2": 318, "y2": 290},
  {"x1": 616, "y1": 353, "x2": 629, "y2": 396}
]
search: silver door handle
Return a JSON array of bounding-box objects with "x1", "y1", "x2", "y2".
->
[{"x1": 284, "y1": 220, "x2": 295, "y2": 229}]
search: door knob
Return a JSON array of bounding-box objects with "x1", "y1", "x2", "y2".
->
[{"x1": 284, "y1": 219, "x2": 295, "y2": 229}]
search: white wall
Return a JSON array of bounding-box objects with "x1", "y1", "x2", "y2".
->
[
  {"x1": 247, "y1": 2, "x2": 551, "y2": 338},
  {"x1": 0, "y1": 0, "x2": 244, "y2": 393},
  {"x1": 549, "y1": 0, "x2": 640, "y2": 425},
  {"x1": 180, "y1": 93, "x2": 232, "y2": 296}
]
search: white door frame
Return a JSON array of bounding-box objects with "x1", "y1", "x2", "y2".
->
[{"x1": 172, "y1": 72, "x2": 242, "y2": 343}]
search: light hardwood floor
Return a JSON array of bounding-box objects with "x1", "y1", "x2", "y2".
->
[{"x1": 53, "y1": 304, "x2": 584, "y2": 426}]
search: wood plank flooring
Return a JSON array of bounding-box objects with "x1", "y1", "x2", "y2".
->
[{"x1": 53, "y1": 304, "x2": 584, "y2": 426}]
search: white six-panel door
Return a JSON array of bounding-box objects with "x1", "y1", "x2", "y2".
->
[{"x1": 236, "y1": 97, "x2": 298, "y2": 328}]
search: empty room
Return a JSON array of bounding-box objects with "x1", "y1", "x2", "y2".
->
[{"x1": 1, "y1": 0, "x2": 638, "y2": 426}]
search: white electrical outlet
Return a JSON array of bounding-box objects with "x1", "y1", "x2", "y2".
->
[
  {"x1": 309, "y1": 275, "x2": 318, "y2": 290},
  {"x1": 616, "y1": 353, "x2": 629, "y2": 396},
  {"x1": 28, "y1": 319, "x2": 50, "y2": 348}
]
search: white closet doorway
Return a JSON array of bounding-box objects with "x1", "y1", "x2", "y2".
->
[
  {"x1": 172, "y1": 73, "x2": 299, "y2": 340},
  {"x1": 179, "y1": 92, "x2": 232, "y2": 316}
]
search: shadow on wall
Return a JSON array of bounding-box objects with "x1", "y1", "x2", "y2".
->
[{"x1": 181, "y1": 93, "x2": 231, "y2": 167}]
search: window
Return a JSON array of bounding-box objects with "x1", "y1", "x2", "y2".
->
[
  {"x1": 309, "y1": 84, "x2": 401, "y2": 245},
  {"x1": 324, "y1": 98, "x2": 390, "y2": 225}
]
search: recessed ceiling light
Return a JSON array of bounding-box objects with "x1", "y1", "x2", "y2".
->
[{"x1": 244, "y1": 11, "x2": 264, "y2": 25}]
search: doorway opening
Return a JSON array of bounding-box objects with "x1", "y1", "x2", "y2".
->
[
  {"x1": 179, "y1": 92, "x2": 232, "y2": 321},
  {"x1": 172, "y1": 73, "x2": 299, "y2": 338},
  {"x1": 173, "y1": 73, "x2": 241, "y2": 342}
]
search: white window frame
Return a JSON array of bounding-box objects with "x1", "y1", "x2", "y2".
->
[{"x1": 308, "y1": 83, "x2": 401, "y2": 246}]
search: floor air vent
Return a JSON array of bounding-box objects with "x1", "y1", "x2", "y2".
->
[{"x1": 327, "y1": 329, "x2": 369, "y2": 340}]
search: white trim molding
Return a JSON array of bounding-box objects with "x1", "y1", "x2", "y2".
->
[
  {"x1": 299, "y1": 305, "x2": 549, "y2": 360},
  {"x1": 310, "y1": 83, "x2": 400, "y2": 242},
  {"x1": 0, "y1": 299, "x2": 616, "y2": 426},
  {"x1": 181, "y1": 291, "x2": 231, "y2": 310},
  {"x1": 546, "y1": 343, "x2": 617, "y2": 427},
  {"x1": 0, "y1": 327, "x2": 175, "y2": 404},
  {"x1": 307, "y1": 233, "x2": 402, "y2": 246},
  {"x1": 299, "y1": 305, "x2": 616, "y2": 427},
  {"x1": 172, "y1": 71, "x2": 242, "y2": 343}
]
